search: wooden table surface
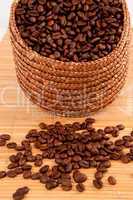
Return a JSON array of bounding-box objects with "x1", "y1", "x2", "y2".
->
[{"x1": 0, "y1": 32, "x2": 132, "y2": 200}]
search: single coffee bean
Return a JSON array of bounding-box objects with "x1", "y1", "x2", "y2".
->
[
  {"x1": 13, "y1": 187, "x2": 30, "y2": 200},
  {"x1": 7, "y1": 170, "x2": 17, "y2": 178},
  {"x1": 8, "y1": 163, "x2": 18, "y2": 169},
  {"x1": 73, "y1": 170, "x2": 87, "y2": 183},
  {"x1": 0, "y1": 139, "x2": 6, "y2": 146},
  {"x1": 95, "y1": 171, "x2": 103, "y2": 180},
  {"x1": 34, "y1": 159, "x2": 43, "y2": 167},
  {"x1": 0, "y1": 171, "x2": 6, "y2": 179},
  {"x1": 7, "y1": 142, "x2": 17, "y2": 149},
  {"x1": 116, "y1": 124, "x2": 125, "y2": 131},
  {"x1": 45, "y1": 180, "x2": 58, "y2": 190},
  {"x1": 23, "y1": 170, "x2": 32, "y2": 179},
  {"x1": 0, "y1": 134, "x2": 11, "y2": 140},
  {"x1": 31, "y1": 172, "x2": 41, "y2": 180},
  {"x1": 121, "y1": 154, "x2": 130, "y2": 163},
  {"x1": 40, "y1": 174, "x2": 49, "y2": 184},
  {"x1": 108, "y1": 176, "x2": 117, "y2": 185},
  {"x1": 39, "y1": 165, "x2": 49, "y2": 174},
  {"x1": 76, "y1": 183, "x2": 85, "y2": 192},
  {"x1": 39, "y1": 123, "x2": 47, "y2": 129},
  {"x1": 93, "y1": 179, "x2": 103, "y2": 189}
]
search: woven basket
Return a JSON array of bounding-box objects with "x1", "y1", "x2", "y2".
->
[{"x1": 9, "y1": 0, "x2": 131, "y2": 117}]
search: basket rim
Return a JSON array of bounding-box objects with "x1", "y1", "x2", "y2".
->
[{"x1": 10, "y1": 0, "x2": 130, "y2": 66}]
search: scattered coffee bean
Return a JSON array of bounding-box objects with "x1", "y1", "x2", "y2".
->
[
  {"x1": 76, "y1": 183, "x2": 85, "y2": 192},
  {"x1": 116, "y1": 124, "x2": 125, "y2": 131},
  {"x1": 45, "y1": 180, "x2": 58, "y2": 190},
  {"x1": 93, "y1": 179, "x2": 103, "y2": 189},
  {"x1": 0, "y1": 118, "x2": 132, "y2": 194},
  {"x1": 13, "y1": 187, "x2": 30, "y2": 200},
  {"x1": 0, "y1": 134, "x2": 11, "y2": 140},
  {"x1": 7, "y1": 170, "x2": 17, "y2": 178},
  {"x1": 73, "y1": 170, "x2": 87, "y2": 183},
  {"x1": 7, "y1": 142, "x2": 17, "y2": 149},
  {"x1": 0, "y1": 171, "x2": 6, "y2": 178},
  {"x1": 23, "y1": 170, "x2": 32, "y2": 179},
  {"x1": 108, "y1": 176, "x2": 117, "y2": 185},
  {"x1": 31, "y1": 172, "x2": 41, "y2": 180},
  {"x1": 39, "y1": 165, "x2": 49, "y2": 174}
]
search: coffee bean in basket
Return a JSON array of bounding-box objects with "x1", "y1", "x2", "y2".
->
[{"x1": 15, "y1": 0, "x2": 124, "y2": 62}]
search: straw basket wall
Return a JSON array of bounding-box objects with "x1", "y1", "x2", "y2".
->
[{"x1": 9, "y1": 0, "x2": 131, "y2": 117}]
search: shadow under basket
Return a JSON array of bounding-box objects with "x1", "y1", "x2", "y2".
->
[{"x1": 9, "y1": 0, "x2": 131, "y2": 117}]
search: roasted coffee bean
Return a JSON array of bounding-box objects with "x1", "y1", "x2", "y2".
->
[
  {"x1": 121, "y1": 154, "x2": 130, "y2": 163},
  {"x1": 7, "y1": 170, "x2": 17, "y2": 178},
  {"x1": 40, "y1": 174, "x2": 49, "y2": 184},
  {"x1": 76, "y1": 183, "x2": 85, "y2": 192},
  {"x1": 104, "y1": 127, "x2": 114, "y2": 134},
  {"x1": 0, "y1": 171, "x2": 6, "y2": 179},
  {"x1": 116, "y1": 124, "x2": 125, "y2": 131},
  {"x1": 93, "y1": 179, "x2": 103, "y2": 189},
  {"x1": 31, "y1": 172, "x2": 41, "y2": 180},
  {"x1": 13, "y1": 187, "x2": 30, "y2": 200},
  {"x1": 108, "y1": 176, "x2": 117, "y2": 185},
  {"x1": 22, "y1": 164, "x2": 32, "y2": 171},
  {"x1": 39, "y1": 165, "x2": 49, "y2": 174},
  {"x1": 39, "y1": 123, "x2": 47, "y2": 129},
  {"x1": 45, "y1": 179, "x2": 58, "y2": 190},
  {"x1": 0, "y1": 139, "x2": 6, "y2": 146},
  {"x1": 7, "y1": 142, "x2": 17, "y2": 149},
  {"x1": 8, "y1": 163, "x2": 18, "y2": 169},
  {"x1": 79, "y1": 160, "x2": 90, "y2": 168},
  {"x1": 61, "y1": 177, "x2": 72, "y2": 191},
  {"x1": 15, "y1": 145, "x2": 25, "y2": 151},
  {"x1": 23, "y1": 170, "x2": 32, "y2": 179},
  {"x1": 95, "y1": 171, "x2": 103, "y2": 180},
  {"x1": 15, "y1": 167, "x2": 23, "y2": 175},
  {"x1": 0, "y1": 134, "x2": 11, "y2": 140},
  {"x1": 8, "y1": 154, "x2": 18, "y2": 164},
  {"x1": 15, "y1": 0, "x2": 124, "y2": 62},
  {"x1": 73, "y1": 170, "x2": 87, "y2": 183},
  {"x1": 34, "y1": 159, "x2": 43, "y2": 167}
]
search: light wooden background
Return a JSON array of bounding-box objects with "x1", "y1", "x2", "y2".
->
[{"x1": 0, "y1": 32, "x2": 132, "y2": 200}]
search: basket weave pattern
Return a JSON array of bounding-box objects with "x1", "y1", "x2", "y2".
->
[{"x1": 9, "y1": 0, "x2": 131, "y2": 117}]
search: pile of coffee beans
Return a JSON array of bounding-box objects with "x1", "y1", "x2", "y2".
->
[
  {"x1": 0, "y1": 118, "x2": 133, "y2": 199},
  {"x1": 15, "y1": 0, "x2": 124, "y2": 62}
]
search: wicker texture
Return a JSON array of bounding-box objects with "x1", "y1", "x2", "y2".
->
[{"x1": 9, "y1": 0, "x2": 131, "y2": 117}]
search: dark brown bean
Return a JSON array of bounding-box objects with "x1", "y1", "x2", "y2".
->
[
  {"x1": 13, "y1": 187, "x2": 30, "y2": 200},
  {"x1": 45, "y1": 180, "x2": 58, "y2": 190},
  {"x1": 0, "y1": 139, "x2": 6, "y2": 146},
  {"x1": 0, "y1": 171, "x2": 6, "y2": 178},
  {"x1": 93, "y1": 179, "x2": 103, "y2": 189},
  {"x1": 73, "y1": 170, "x2": 87, "y2": 183},
  {"x1": 108, "y1": 176, "x2": 117, "y2": 185},
  {"x1": 95, "y1": 171, "x2": 103, "y2": 180},
  {"x1": 7, "y1": 142, "x2": 17, "y2": 149},
  {"x1": 76, "y1": 183, "x2": 85, "y2": 192},
  {"x1": 116, "y1": 124, "x2": 125, "y2": 130},
  {"x1": 31, "y1": 172, "x2": 41, "y2": 180},
  {"x1": 7, "y1": 170, "x2": 17, "y2": 178},
  {"x1": 23, "y1": 170, "x2": 32, "y2": 179},
  {"x1": 39, "y1": 165, "x2": 49, "y2": 174},
  {"x1": 0, "y1": 134, "x2": 11, "y2": 140}
]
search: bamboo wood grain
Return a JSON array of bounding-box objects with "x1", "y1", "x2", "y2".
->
[{"x1": 0, "y1": 32, "x2": 132, "y2": 200}]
